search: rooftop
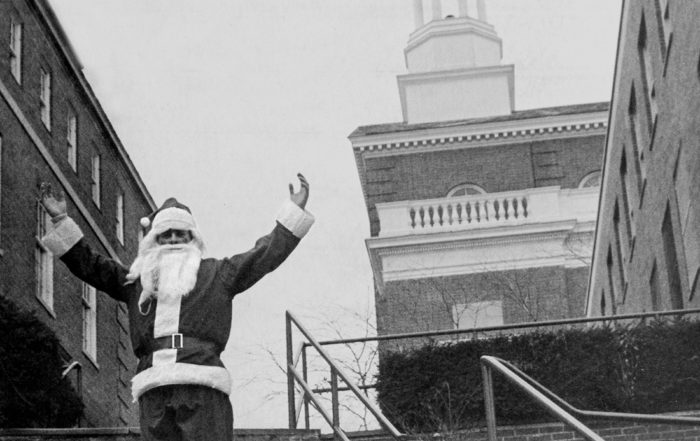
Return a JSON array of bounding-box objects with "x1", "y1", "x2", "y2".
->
[{"x1": 349, "y1": 101, "x2": 609, "y2": 138}]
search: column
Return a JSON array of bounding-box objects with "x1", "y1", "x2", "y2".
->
[
  {"x1": 431, "y1": 0, "x2": 442, "y2": 21},
  {"x1": 476, "y1": 0, "x2": 487, "y2": 22},
  {"x1": 458, "y1": 0, "x2": 469, "y2": 17},
  {"x1": 413, "y1": 0, "x2": 424, "y2": 29}
]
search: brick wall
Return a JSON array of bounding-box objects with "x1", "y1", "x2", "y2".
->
[
  {"x1": 358, "y1": 133, "x2": 604, "y2": 237},
  {"x1": 0, "y1": 428, "x2": 321, "y2": 441},
  {"x1": 3, "y1": 420, "x2": 697, "y2": 441},
  {"x1": 376, "y1": 266, "x2": 588, "y2": 351},
  {"x1": 436, "y1": 420, "x2": 700, "y2": 441},
  {"x1": 589, "y1": 0, "x2": 700, "y2": 316},
  {"x1": 328, "y1": 421, "x2": 700, "y2": 441},
  {"x1": 0, "y1": 0, "x2": 153, "y2": 427}
]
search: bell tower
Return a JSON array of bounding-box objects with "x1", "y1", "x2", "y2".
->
[{"x1": 399, "y1": 0, "x2": 515, "y2": 123}]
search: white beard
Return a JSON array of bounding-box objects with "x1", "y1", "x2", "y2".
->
[{"x1": 130, "y1": 243, "x2": 202, "y2": 308}]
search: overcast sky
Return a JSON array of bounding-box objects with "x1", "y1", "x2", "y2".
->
[{"x1": 49, "y1": 0, "x2": 621, "y2": 429}]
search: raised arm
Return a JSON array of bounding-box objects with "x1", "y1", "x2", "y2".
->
[
  {"x1": 39, "y1": 183, "x2": 130, "y2": 302},
  {"x1": 221, "y1": 174, "x2": 314, "y2": 296}
]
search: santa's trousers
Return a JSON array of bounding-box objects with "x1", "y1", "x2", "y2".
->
[{"x1": 139, "y1": 384, "x2": 233, "y2": 441}]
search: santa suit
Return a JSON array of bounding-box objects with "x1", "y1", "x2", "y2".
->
[{"x1": 42, "y1": 199, "x2": 314, "y2": 440}]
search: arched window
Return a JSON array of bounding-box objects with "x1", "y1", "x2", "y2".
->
[
  {"x1": 579, "y1": 171, "x2": 601, "y2": 188},
  {"x1": 447, "y1": 183, "x2": 486, "y2": 197}
]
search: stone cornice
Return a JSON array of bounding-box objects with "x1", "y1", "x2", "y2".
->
[
  {"x1": 352, "y1": 113, "x2": 607, "y2": 155},
  {"x1": 367, "y1": 220, "x2": 578, "y2": 256},
  {"x1": 366, "y1": 219, "x2": 594, "y2": 290}
]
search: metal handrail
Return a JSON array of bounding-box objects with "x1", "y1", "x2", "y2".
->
[
  {"x1": 310, "y1": 308, "x2": 700, "y2": 347},
  {"x1": 494, "y1": 356, "x2": 700, "y2": 425},
  {"x1": 480, "y1": 355, "x2": 700, "y2": 441},
  {"x1": 481, "y1": 356, "x2": 605, "y2": 441},
  {"x1": 288, "y1": 364, "x2": 350, "y2": 441},
  {"x1": 284, "y1": 308, "x2": 700, "y2": 436},
  {"x1": 286, "y1": 311, "x2": 403, "y2": 439}
]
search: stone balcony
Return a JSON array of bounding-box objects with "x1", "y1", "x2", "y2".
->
[{"x1": 375, "y1": 186, "x2": 599, "y2": 238}]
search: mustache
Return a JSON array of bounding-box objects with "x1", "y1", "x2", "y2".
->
[{"x1": 158, "y1": 244, "x2": 190, "y2": 252}]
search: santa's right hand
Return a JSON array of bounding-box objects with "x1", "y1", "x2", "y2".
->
[{"x1": 40, "y1": 183, "x2": 67, "y2": 218}]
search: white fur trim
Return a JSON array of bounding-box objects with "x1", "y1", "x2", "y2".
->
[
  {"x1": 152, "y1": 207, "x2": 196, "y2": 232},
  {"x1": 42, "y1": 217, "x2": 84, "y2": 256},
  {"x1": 153, "y1": 348, "x2": 177, "y2": 366},
  {"x1": 154, "y1": 293, "x2": 182, "y2": 338},
  {"x1": 276, "y1": 199, "x2": 315, "y2": 238},
  {"x1": 131, "y1": 363, "x2": 231, "y2": 401}
]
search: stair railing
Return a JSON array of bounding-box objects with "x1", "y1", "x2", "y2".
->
[
  {"x1": 481, "y1": 355, "x2": 700, "y2": 441},
  {"x1": 285, "y1": 311, "x2": 403, "y2": 440}
]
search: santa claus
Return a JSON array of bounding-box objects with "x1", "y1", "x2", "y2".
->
[{"x1": 40, "y1": 175, "x2": 313, "y2": 441}]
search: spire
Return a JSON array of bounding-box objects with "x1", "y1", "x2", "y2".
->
[{"x1": 400, "y1": 0, "x2": 514, "y2": 123}]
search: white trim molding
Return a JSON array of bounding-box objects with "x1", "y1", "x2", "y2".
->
[
  {"x1": 351, "y1": 112, "x2": 608, "y2": 154},
  {"x1": 367, "y1": 217, "x2": 595, "y2": 294}
]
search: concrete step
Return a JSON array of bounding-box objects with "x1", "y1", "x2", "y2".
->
[{"x1": 0, "y1": 427, "x2": 320, "y2": 441}]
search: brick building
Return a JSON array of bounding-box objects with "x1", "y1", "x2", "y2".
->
[
  {"x1": 586, "y1": 1, "x2": 700, "y2": 316},
  {"x1": 0, "y1": 0, "x2": 155, "y2": 426},
  {"x1": 349, "y1": 0, "x2": 607, "y2": 347}
]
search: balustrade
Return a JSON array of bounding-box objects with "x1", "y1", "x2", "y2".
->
[{"x1": 376, "y1": 186, "x2": 598, "y2": 237}]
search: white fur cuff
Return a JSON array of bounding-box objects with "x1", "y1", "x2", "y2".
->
[
  {"x1": 276, "y1": 199, "x2": 315, "y2": 238},
  {"x1": 42, "y1": 217, "x2": 84, "y2": 256},
  {"x1": 131, "y1": 363, "x2": 231, "y2": 401}
]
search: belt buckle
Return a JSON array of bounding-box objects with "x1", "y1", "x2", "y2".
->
[{"x1": 171, "y1": 333, "x2": 183, "y2": 349}]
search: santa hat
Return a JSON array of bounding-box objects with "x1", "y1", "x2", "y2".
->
[{"x1": 139, "y1": 198, "x2": 205, "y2": 252}]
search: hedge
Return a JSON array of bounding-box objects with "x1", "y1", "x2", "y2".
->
[
  {"x1": 376, "y1": 319, "x2": 700, "y2": 432},
  {"x1": 0, "y1": 296, "x2": 83, "y2": 427}
]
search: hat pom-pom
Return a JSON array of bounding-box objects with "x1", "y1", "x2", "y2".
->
[{"x1": 140, "y1": 217, "x2": 151, "y2": 228}]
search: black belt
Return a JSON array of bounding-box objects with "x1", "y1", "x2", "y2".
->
[{"x1": 152, "y1": 334, "x2": 213, "y2": 351}]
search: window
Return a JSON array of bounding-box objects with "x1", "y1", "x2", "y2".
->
[
  {"x1": 578, "y1": 171, "x2": 601, "y2": 188},
  {"x1": 9, "y1": 18, "x2": 22, "y2": 83},
  {"x1": 656, "y1": 0, "x2": 672, "y2": 59},
  {"x1": 628, "y1": 86, "x2": 646, "y2": 191},
  {"x1": 82, "y1": 283, "x2": 97, "y2": 361},
  {"x1": 116, "y1": 193, "x2": 124, "y2": 244},
  {"x1": 650, "y1": 261, "x2": 660, "y2": 311},
  {"x1": 620, "y1": 149, "x2": 636, "y2": 240},
  {"x1": 453, "y1": 301, "x2": 503, "y2": 329},
  {"x1": 91, "y1": 155, "x2": 101, "y2": 207},
  {"x1": 67, "y1": 113, "x2": 77, "y2": 171},
  {"x1": 613, "y1": 202, "x2": 628, "y2": 290},
  {"x1": 447, "y1": 183, "x2": 486, "y2": 197},
  {"x1": 40, "y1": 69, "x2": 52, "y2": 130},
  {"x1": 638, "y1": 15, "x2": 658, "y2": 132},
  {"x1": 600, "y1": 290, "x2": 607, "y2": 316},
  {"x1": 35, "y1": 203, "x2": 54, "y2": 313},
  {"x1": 606, "y1": 247, "x2": 617, "y2": 310},
  {"x1": 662, "y1": 204, "x2": 683, "y2": 309}
]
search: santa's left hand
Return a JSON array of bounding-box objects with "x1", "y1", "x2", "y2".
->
[{"x1": 289, "y1": 173, "x2": 309, "y2": 209}]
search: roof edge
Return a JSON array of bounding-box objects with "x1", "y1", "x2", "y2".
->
[
  {"x1": 348, "y1": 101, "x2": 610, "y2": 139},
  {"x1": 35, "y1": 0, "x2": 156, "y2": 210}
]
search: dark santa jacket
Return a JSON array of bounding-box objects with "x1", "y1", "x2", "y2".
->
[{"x1": 42, "y1": 200, "x2": 314, "y2": 400}]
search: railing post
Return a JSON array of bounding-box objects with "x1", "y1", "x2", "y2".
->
[
  {"x1": 303, "y1": 345, "x2": 310, "y2": 429},
  {"x1": 481, "y1": 364, "x2": 497, "y2": 441},
  {"x1": 331, "y1": 367, "x2": 340, "y2": 439},
  {"x1": 286, "y1": 312, "x2": 296, "y2": 429}
]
